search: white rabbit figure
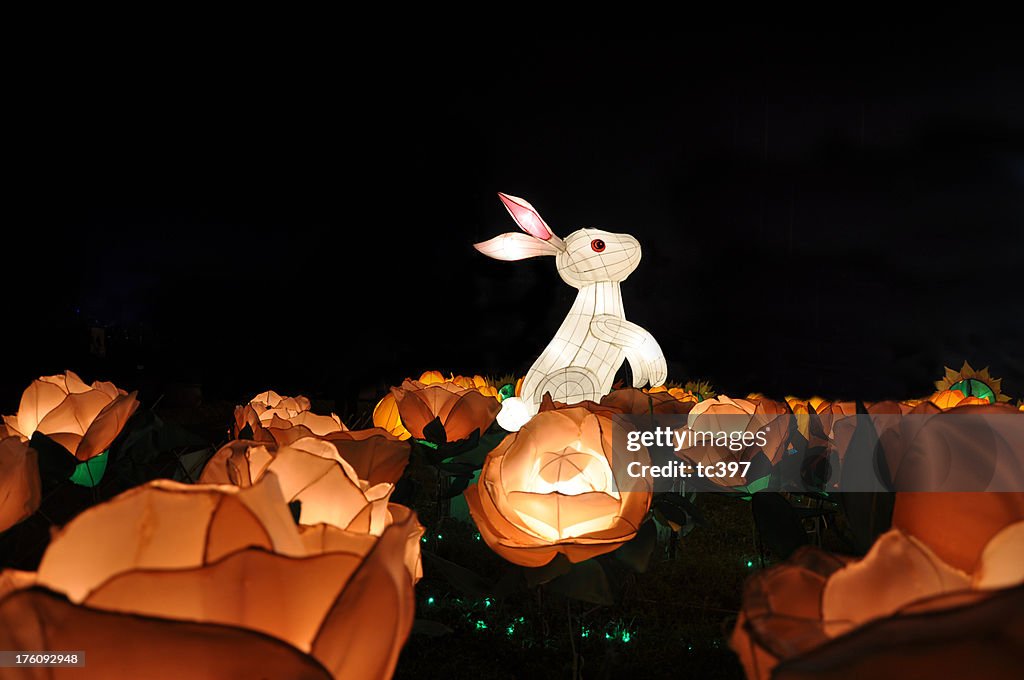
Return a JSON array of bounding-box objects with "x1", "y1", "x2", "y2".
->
[{"x1": 476, "y1": 193, "x2": 667, "y2": 431}]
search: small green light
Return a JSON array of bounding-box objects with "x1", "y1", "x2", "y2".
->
[
  {"x1": 474, "y1": 532, "x2": 482, "y2": 541},
  {"x1": 581, "y1": 627, "x2": 590, "y2": 638},
  {"x1": 506, "y1": 625, "x2": 515, "y2": 636},
  {"x1": 687, "y1": 644, "x2": 694, "y2": 651},
  {"x1": 436, "y1": 534, "x2": 443, "y2": 540},
  {"x1": 516, "y1": 617, "x2": 524, "y2": 624},
  {"x1": 484, "y1": 598, "x2": 493, "y2": 608},
  {"x1": 621, "y1": 631, "x2": 631, "y2": 643},
  {"x1": 427, "y1": 597, "x2": 435, "y2": 605},
  {"x1": 604, "y1": 633, "x2": 612, "y2": 640},
  {"x1": 746, "y1": 560, "x2": 754, "y2": 568},
  {"x1": 475, "y1": 620, "x2": 487, "y2": 631},
  {"x1": 420, "y1": 536, "x2": 427, "y2": 543}
]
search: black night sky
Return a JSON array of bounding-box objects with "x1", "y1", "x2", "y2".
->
[{"x1": 6, "y1": 28, "x2": 1023, "y2": 414}]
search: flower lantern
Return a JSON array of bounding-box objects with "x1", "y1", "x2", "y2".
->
[
  {"x1": 320, "y1": 428, "x2": 412, "y2": 487},
  {"x1": 0, "y1": 435, "x2": 40, "y2": 532},
  {"x1": 199, "y1": 437, "x2": 421, "y2": 581},
  {"x1": 234, "y1": 390, "x2": 347, "y2": 443},
  {"x1": 603, "y1": 386, "x2": 697, "y2": 415},
  {"x1": 673, "y1": 395, "x2": 790, "y2": 489},
  {"x1": 2, "y1": 371, "x2": 139, "y2": 462},
  {"x1": 0, "y1": 474, "x2": 419, "y2": 679},
  {"x1": 465, "y1": 404, "x2": 652, "y2": 567},
  {"x1": 927, "y1": 389, "x2": 990, "y2": 410},
  {"x1": 372, "y1": 392, "x2": 412, "y2": 440},
  {"x1": 0, "y1": 587, "x2": 337, "y2": 678},
  {"x1": 731, "y1": 491, "x2": 1024, "y2": 679},
  {"x1": 390, "y1": 378, "x2": 500, "y2": 443},
  {"x1": 933, "y1": 361, "x2": 1012, "y2": 404},
  {"x1": 199, "y1": 439, "x2": 394, "y2": 536}
]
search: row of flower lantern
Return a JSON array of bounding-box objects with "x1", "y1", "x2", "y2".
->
[
  {"x1": 2, "y1": 366, "x2": 1022, "y2": 678},
  {"x1": 0, "y1": 372, "x2": 424, "y2": 679},
  {"x1": 730, "y1": 491, "x2": 1024, "y2": 679},
  {"x1": 362, "y1": 369, "x2": 1021, "y2": 568}
]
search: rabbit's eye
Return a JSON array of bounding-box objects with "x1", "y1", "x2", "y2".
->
[{"x1": 591, "y1": 239, "x2": 606, "y2": 252}]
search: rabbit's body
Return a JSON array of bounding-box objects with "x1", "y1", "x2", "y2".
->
[
  {"x1": 476, "y1": 194, "x2": 667, "y2": 430},
  {"x1": 520, "y1": 280, "x2": 625, "y2": 407}
]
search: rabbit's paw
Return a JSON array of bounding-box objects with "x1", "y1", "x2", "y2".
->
[
  {"x1": 496, "y1": 397, "x2": 533, "y2": 432},
  {"x1": 649, "y1": 353, "x2": 667, "y2": 387}
]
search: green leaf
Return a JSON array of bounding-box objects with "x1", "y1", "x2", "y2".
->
[
  {"x1": 653, "y1": 493, "x2": 707, "y2": 526},
  {"x1": 444, "y1": 473, "x2": 473, "y2": 498},
  {"x1": 422, "y1": 417, "x2": 447, "y2": 446},
  {"x1": 448, "y1": 428, "x2": 507, "y2": 468},
  {"x1": 614, "y1": 518, "x2": 656, "y2": 573},
  {"x1": 449, "y1": 470, "x2": 481, "y2": 521},
  {"x1": 547, "y1": 558, "x2": 615, "y2": 605},
  {"x1": 70, "y1": 450, "x2": 109, "y2": 488},
  {"x1": 524, "y1": 553, "x2": 572, "y2": 587},
  {"x1": 422, "y1": 551, "x2": 493, "y2": 597},
  {"x1": 287, "y1": 500, "x2": 302, "y2": 524},
  {"x1": 31, "y1": 431, "x2": 78, "y2": 485},
  {"x1": 172, "y1": 447, "x2": 215, "y2": 483},
  {"x1": 737, "y1": 474, "x2": 772, "y2": 498},
  {"x1": 751, "y1": 492, "x2": 807, "y2": 560},
  {"x1": 437, "y1": 461, "x2": 480, "y2": 476}
]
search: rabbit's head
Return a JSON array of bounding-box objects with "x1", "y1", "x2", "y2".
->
[{"x1": 474, "y1": 193, "x2": 642, "y2": 288}]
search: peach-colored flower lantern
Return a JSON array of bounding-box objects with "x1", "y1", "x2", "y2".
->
[
  {"x1": 2, "y1": 370, "x2": 139, "y2": 461},
  {"x1": 390, "y1": 378, "x2": 501, "y2": 443},
  {"x1": 372, "y1": 392, "x2": 412, "y2": 440},
  {"x1": 0, "y1": 474, "x2": 419, "y2": 679},
  {"x1": 199, "y1": 438, "x2": 421, "y2": 581},
  {"x1": 673, "y1": 395, "x2": 790, "y2": 488},
  {"x1": 465, "y1": 404, "x2": 652, "y2": 567},
  {"x1": 234, "y1": 390, "x2": 347, "y2": 443},
  {"x1": 731, "y1": 491, "x2": 1024, "y2": 679},
  {"x1": 0, "y1": 435, "x2": 40, "y2": 532},
  {"x1": 602, "y1": 386, "x2": 697, "y2": 415}
]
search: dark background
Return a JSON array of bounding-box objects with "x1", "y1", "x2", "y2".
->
[{"x1": 6, "y1": 28, "x2": 1022, "y2": 415}]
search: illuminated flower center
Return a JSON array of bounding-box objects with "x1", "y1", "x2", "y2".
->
[
  {"x1": 497, "y1": 440, "x2": 622, "y2": 541},
  {"x1": 529, "y1": 445, "x2": 617, "y2": 497}
]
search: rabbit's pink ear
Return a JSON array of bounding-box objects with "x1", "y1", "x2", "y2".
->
[
  {"x1": 474, "y1": 233, "x2": 561, "y2": 261},
  {"x1": 498, "y1": 193, "x2": 563, "y2": 247}
]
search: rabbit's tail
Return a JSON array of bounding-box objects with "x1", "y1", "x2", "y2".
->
[{"x1": 495, "y1": 397, "x2": 534, "y2": 432}]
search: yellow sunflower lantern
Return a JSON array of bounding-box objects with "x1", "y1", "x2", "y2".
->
[{"x1": 934, "y1": 361, "x2": 1011, "y2": 404}]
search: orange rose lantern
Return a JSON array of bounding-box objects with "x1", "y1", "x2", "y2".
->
[
  {"x1": 731, "y1": 491, "x2": 1024, "y2": 679},
  {"x1": 0, "y1": 435, "x2": 40, "y2": 532},
  {"x1": 234, "y1": 390, "x2": 347, "y2": 443},
  {"x1": 465, "y1": 405, "x2": 652, "y2": 567},
  {"x1": 390, "y1": 378, "x2": 500, "y2": 443},
  {"x1": 0, "y1": 474, "x2": 419, "y2": 679},
  {"x1": 199, "y1": 438, "x2": 421, "y2": 581},
  {"x1": 2, "y1": 370, "x2": 139, "y2": 461}
]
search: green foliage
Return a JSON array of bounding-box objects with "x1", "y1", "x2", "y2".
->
[
  {"x1": 683, "y1": 378, "x2": 717, "y2": 401},
  {"x1": 69, "y1": 450, "x2": 108, "y2": 488}
]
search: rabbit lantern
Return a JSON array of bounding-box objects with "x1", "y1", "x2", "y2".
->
[{"x1": 475, "y1": 193, "x2": 667, "y2": 430}]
